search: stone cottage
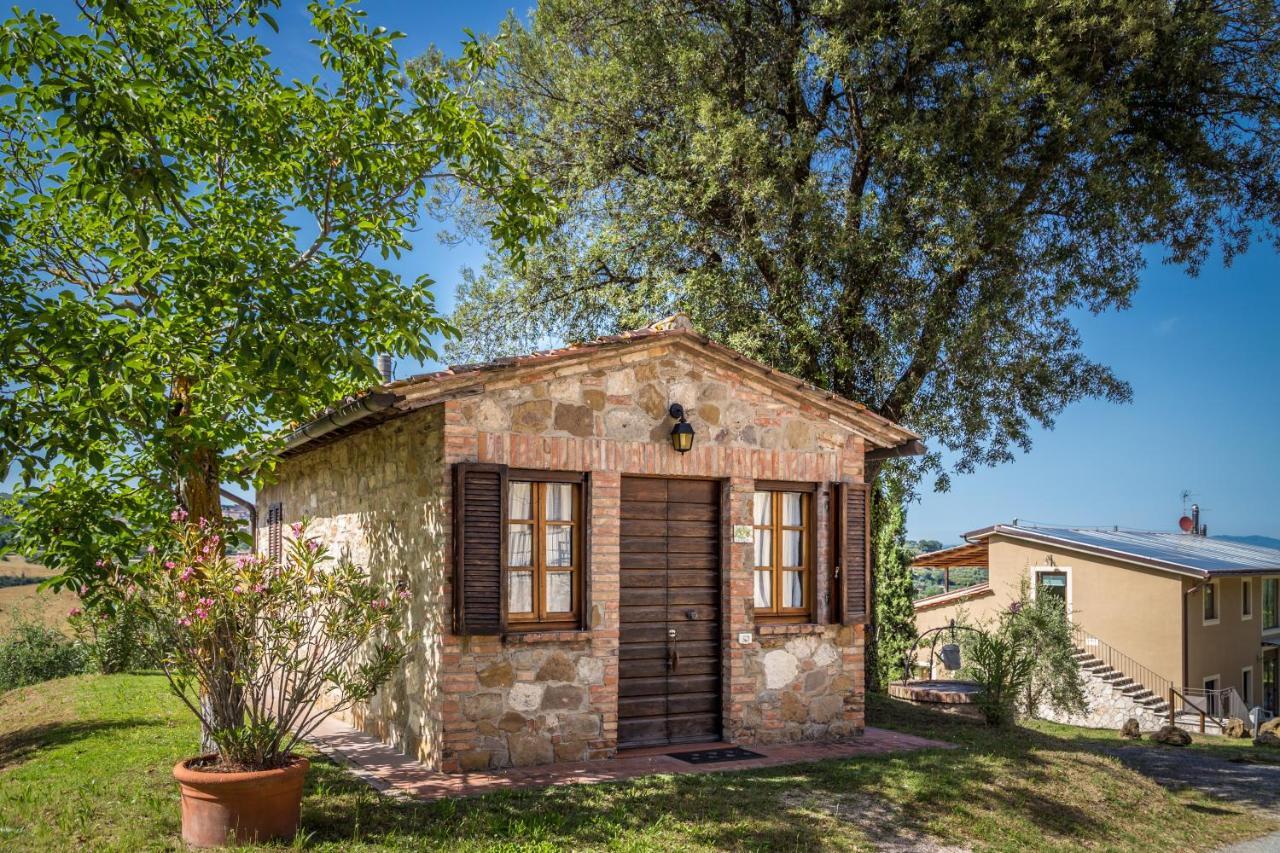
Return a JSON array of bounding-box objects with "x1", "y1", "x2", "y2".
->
[{"x1": 257, "y1": 315, "x2": 921, "y2": 771}]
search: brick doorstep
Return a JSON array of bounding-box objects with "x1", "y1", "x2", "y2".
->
[{"x1": 305, "y1": 716, "x2": 955, "y2": 801}]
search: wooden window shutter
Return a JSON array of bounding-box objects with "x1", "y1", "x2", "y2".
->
[
  {"x1": 266, "y1": 502, "x2": 283, "y2": 564},
  {"x1": 834, "y1": 482, "x2": 871, "y2": 625},
  {"x1": 453, "y1": 462, "x2": 508, "y2": 635}
]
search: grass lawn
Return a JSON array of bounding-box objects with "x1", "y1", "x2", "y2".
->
[{"x1": 0, "y1": 674, "x2": 1275, "y2": 851}]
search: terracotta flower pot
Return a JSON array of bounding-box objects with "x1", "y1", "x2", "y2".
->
[{"x1": 173, "y1": 754, "x2": 310, "y2": 847}]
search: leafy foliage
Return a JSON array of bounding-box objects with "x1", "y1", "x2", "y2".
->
[
  {"x1": 961, "y1": 583, "x2": 1085, "y2": 726},
  {"x1": 872, "y1": 484, "x2": 916, "y2": 691},
  {"x1": 440, "y1": 0, "x2": 1280, "y2": 492},
  {"x1": 1005, "y1": 580, "x2": 1088, "y2": 720},
  {"x1": 0, "y1": 0, "x2": 553, "y2": 590},
  {"x1": 0, "y1": 619, "x2": 87, "y2": 691},
  {"x1": 69, "y1": 594, "x2": 152, "y2": 674},
  {"x1": 104, "y1": 519, "x2": 407, "y2": 769}
]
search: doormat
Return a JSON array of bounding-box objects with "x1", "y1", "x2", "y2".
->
[{"x1": 667, "y1": 746, "x2": 765, "y2": 765}]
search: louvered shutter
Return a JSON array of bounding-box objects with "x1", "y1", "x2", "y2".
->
[
  {"x1": 266, "y1": 502, "x2": 283, "y2": 564},
  {"x1": 453, "y1": 462, "x2": 508, "y2": 635},
  {"x1": 835, "y1": 482, "x2": 871, "y2": 625}
]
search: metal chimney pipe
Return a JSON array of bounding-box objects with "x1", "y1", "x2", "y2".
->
[
  {"x1": 1191, "y1": 504, "x2": 1201, "y2": 536},
  {"x1": 376, "y1": 354, "x2": 393, "y2": 383}
]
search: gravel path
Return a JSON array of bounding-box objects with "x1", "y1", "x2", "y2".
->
[
  {"x1": 1106, "y1": 745, "x2": 1280, "y2": 850},
  {"x1": 1106, "y1": 745, "x2": 1280, "y2": 815}
]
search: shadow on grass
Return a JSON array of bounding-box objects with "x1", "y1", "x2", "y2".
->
[
  {"x1": 0, "y1": 718, "x2": 155, "y2": 770},
  {"x1": 288, "y1": 697, "x2": 1135, "y2": 850}
]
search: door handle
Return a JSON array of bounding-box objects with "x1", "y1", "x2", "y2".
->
[{"x1": 669, "y1": 645, "x2": 679, "y2": 672}]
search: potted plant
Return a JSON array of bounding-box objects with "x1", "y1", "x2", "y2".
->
[{"x1": 114, "y1": 515, "x2": 408, "y2": 847}]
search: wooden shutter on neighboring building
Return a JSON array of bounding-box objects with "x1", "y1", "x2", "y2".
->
[
  {"x1": 453, "y1": 462, "x2": 508, "y2": 635},
  {"x1": 834, "y1": 482, "x2": 871, "y2": 625},
  {"x1": 266, "y1": 502, "x2": 283, "y2": 564}
]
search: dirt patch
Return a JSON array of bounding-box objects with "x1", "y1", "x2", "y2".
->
[{"x1": 781, "y1": 788, "x2": 970, "y2": 852}]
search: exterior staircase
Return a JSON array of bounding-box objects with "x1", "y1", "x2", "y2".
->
[{"x1": 1071, "y1": 649, "x2": 1170, "y2": 717}]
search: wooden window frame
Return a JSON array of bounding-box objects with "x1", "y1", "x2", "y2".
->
[
  {"x1": 504, "y1": 470, "x2": 586, "y2": 632},
  {"x1": 752, "y1": 481, "x2": 816, "y2": 624}
]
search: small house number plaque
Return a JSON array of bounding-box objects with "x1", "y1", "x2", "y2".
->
[{"x1": 732, "y1": 525, "x2": 753, "y2": 544}]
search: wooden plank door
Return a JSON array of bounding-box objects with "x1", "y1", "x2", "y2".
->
[{"x1": 618, "y1": 477, "x2": 721, "y2": 748}]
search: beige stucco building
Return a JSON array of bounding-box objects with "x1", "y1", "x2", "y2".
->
[
  {"x1": 256, "y1": 316, "x2": 921, "y2": 771},
  {"x1": 913, "y1": 522, "x2": 1280, "y2": 727}
]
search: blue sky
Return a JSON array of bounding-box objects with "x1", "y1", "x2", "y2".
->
[{"x1": 16, "y1": 0, "x2": 1280, "y2": 544}]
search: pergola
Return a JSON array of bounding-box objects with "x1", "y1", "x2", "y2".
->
[{"x1": 910, "y1": 541, "x2": 989, "y2": 597}]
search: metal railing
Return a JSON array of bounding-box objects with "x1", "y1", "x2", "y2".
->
[
  {"x1": 1172, "y1": 686, "x2": 1248, "y2": 728},
  {"x1": 1069, "y1": 624, "x2": 1171, "y2": 701}
]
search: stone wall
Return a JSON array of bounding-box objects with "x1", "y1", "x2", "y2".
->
[
  {"x1": 441, "y1": 636, "x2": 610, "y2": 770},
  {"x1": 1037, "y1": 664, "x2": 1167, "y2": 732},
  {"x1": 256, "y1": 406, "x2": 449, "y2": 766},
  {"x1": 733, "y1": 624, "x2": 865, "y2": 743}
]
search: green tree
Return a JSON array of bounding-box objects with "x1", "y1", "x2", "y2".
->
[
  {"x1": 440, "y1": 0, "x2": 1280, "y2": 493},
  {"x1": 872, "y1": 481, "x2": 916, "y2": 690},
  {"x1": 0, "y1": 0, "x2": 552, "y2": 586}
]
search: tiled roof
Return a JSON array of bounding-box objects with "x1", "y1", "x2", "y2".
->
[{"x1": 965, "y1": 523, "x2": 1280, "y2": 577}]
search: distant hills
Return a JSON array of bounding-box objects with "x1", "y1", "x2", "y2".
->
[{"x1": 1214, "y1": 534, "x2": 1280, "y2": 551}]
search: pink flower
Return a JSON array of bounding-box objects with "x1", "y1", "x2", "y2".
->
[
  {"x1": 194, "y1": 608, "x2": 208, "y2": 620},
  {"x1": 305, "y1": 538, "x2": 320, "y2": 553},
  {"x1": 370, "y1": 598, "x2": 388, "y2": 611},
  {"x1": 146, "y1": 545, "x2": 157, "y2": 555},
  {"x1": 235, "y1": 554, "x2": 253, "y2": 568},
  {"x1": 78, "y1": 585, "x2": 88, "y2": 596},
  {"x1": 232, "y1": 585, "x2": 244, "y2": 595},
  {"x1": 170, "y1": 508, "x2": 189, "y2": 523},
  {"x1": 68, "y1": 607, "x2": 82, "y2": 618},
  {"x1": 198, "y1": 597, "x2": 214, "y2": 607},
  {"x1": 178, "y1": 617, "x2": 191, "y2": 627},
  {"x1": 252, "y1": 583, "x2": 267, "y2": 594},
  {"x1": 94, "y1": 558, "x2": 106, "y2": 568},
  {"x1": 180, "y1": 567, "x2": 195, "y2": 582},
  {"x1": 290, "y1": 522, "x2": 304, "y2": 538},
  {"x1": 165, "y1": 561, "x2": 177, "y2": 570},
  {"x1": 397, "y1": 588, "x2": 411, "y2": 601},
  {"x1": 177, "y1": 590, "x2": 187, "y2": 601}
]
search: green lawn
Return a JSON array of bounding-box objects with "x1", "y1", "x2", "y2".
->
[{"x1": 0, "y1": 674, "x2": 1274, "y2": 851}]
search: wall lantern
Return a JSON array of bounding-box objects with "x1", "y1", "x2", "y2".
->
[{"x1": 668, "y1": 403, "x2": 695, "y2": 453}]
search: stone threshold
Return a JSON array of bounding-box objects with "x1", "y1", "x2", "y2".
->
[{"x1": 306, "y1": 716, "x2": 955, "y2": 801}]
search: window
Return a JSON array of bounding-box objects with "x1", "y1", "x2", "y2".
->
[
  {"x1": 752, "y1": 488, "x2": 811, "y2": 620},
  {"x1": 506, "y1": 479, "x2": 581, "y2": 627},
  {"x1": 1243, "y1": 667, "x2": 1253, "y2": 706},
  {"x1": 1035, "y1": 571, "x2": 1068, "y2": 603},
  {"x1": 1266, "y1": 579, "x2": 1279, "y2": 630},
  {"x1": 1243, "y1": 579, "x2": 1253, "y2": 620},
  {"x1": 1203, "y1": 580, "x2": 1219, "y2": 624}
]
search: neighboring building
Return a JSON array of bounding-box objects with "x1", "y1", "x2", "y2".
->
[
  {"x1": 256, "y1": 315, "x2": 921, "y2": 771},
  {"x1": 912, "y1": 520, "x2": 1280, "y2": 729}
]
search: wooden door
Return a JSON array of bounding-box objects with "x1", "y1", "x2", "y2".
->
[{"x1": 618, "y1": 477, "x2": 721, "y2": 748}]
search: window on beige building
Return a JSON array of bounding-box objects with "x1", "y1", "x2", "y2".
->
[
  {"x1": 1243, "y1": 579, "x2": 1253, "y2": 620},
  {"x1": 1203, "y1": 580, "x2": 1220, "y2": 625},
  {"x1": 1265, "y1": 579, "x2": 1279, "y2": 630}
]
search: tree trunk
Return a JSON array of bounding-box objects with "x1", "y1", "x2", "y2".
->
[{"x1": 170, "y1": 376, "x2": 232, "y2": 754}]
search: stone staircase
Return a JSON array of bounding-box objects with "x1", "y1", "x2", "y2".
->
[{"x1": 1071, "y1": 649, "x2": 1170, "y2": 718}]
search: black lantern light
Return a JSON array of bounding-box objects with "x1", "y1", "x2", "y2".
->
[{"x1": 668, "y1": 403, "x2": 695, "y2": 453}]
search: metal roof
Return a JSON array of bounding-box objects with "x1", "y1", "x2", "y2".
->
[{"x1": 965, "y1": 523, "x2": 1280, "y2": 577}]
